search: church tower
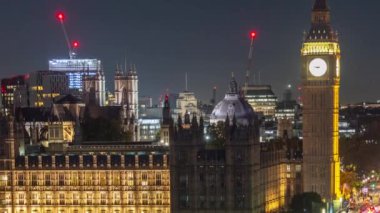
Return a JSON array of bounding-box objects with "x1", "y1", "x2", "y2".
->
[
  {"x1": 83, "y1": 70, "x2": 106, "y2": 106},
  {"x1": 301, "y1": 0, "x2": 341, "y2": 200},
  {"x1": 126, "y1": 65, "x2": 139, "y2": 120}
]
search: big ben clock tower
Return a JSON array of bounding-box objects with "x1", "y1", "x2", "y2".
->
[{"x1": 301, "y1": 0, "x2": 341, "y2": 200}]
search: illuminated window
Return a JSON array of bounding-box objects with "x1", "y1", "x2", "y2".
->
[
  {"x1": 127, "y1": 172, "x2": 134, "y2": 186},
  {"x1": 73, "y1": 194, "x2": 79, "y2": 205},
  {"x1": 71, "y1": 172, "x2": 79, "y2": 186},
  {"x1": 32, "y1": 193, "x2": 38, "y2": 205},
  {"x1": 46, "y1": 194, "x2": 52, "y2": 205},
  {"x1": 142, "y1": 193, "x2": 148, "y2": 205},
  {"x1": 59, "y1": 193, "x2": 65, "y2": 205},
  {"x1": 58, "y1": 173, "x2": 65, "y2": 186},
  {"x1": 85, "y1": 173, "x2": 92, "y2": 186},
  {"x1": 86, "y1": 193, "x2": 93, "y2": 205},
  {"x1": 155, "y1": 173, "x2": 162, "y2": 186},
  {"x1": 127, "y1": 193, "x2": 134, "y2": 205},
  {"x1": 113, "y1": 192, "x2": 120, "y2": 205},
  {"x1": 100, "y1": 193, "x2": 107, "y2": 205},
  {"x1": 295, "y1": 165, "x2": 301, "y2": 172},
  {"x1": 141, "y1": 172, "x2": 148, "y2": 186},
  {"x1": 45, "y1": 174, "x2": 51, "y2": 186},
  {"x1": 17, "y1": 174, "x2": 24, "y2": 186},
  {"x1": 31, "y1": 174, "x2": 38, "y2": 186},
  {"x1": 156, "y1": 193, "x2": 163, "y2": 205},
  {"x1": 100, "y1": 172, "x2": 107, "y2": 186},
  {"x1": 0, "y1": 174, "x2": 8, "y2": 187},
  {"x1": 113, "y1": 173, "x2": 120, "y2": 186},
  {"x1": 18, "y1": 193, "x2": 25, "y2": 205}
]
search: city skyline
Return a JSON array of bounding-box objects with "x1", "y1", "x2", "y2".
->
[{"x1": 0, "y1": 0, "x2": 379, "y2": 104}]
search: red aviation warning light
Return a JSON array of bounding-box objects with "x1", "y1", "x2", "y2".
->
[
  {"x1": 56, "y1": 12, "x2": 65, "y2": 22},
  {"x1": 72, "y1": 41, "x2": 79, "y2": 48},
  {"x1": 244, "y1": 30, "x2": 257, "y2": 87},
  {"x1": 55, "y1": 11, "x2": 77, "y2": 59}
]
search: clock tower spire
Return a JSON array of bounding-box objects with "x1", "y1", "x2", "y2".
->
[
  {"x1": 313, "y1": 0, "x2": 328, "y2": 11},
  {"x1": 301, "y1": 0, "x2": 341, "y2": 203}
]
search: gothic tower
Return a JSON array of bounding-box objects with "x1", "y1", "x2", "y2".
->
[
  {"x1": 126, "y1": 65, "x2": 139, "y2": 120},
  {"x1": 114, "y1": 64, "x2": 126, "y2": 105},
  {"x1": 301, "y1": 0, "x2": 341, "y2": 200},
  {"x1": 83, "y1": 70, "x2": 106, "y2": 106},
  {"x1": 160, "y1": 94, "x2": 172, "y2": 145},
  {"x1": 114, "y1": 64, "x2": 138, "y2": 119}
]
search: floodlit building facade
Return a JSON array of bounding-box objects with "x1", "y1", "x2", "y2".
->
[
  {"x1": 242, "y1": 85, "x2": 278, "y2": 117},
  {"x1": 169, "y1": 76, "x2": 302, "y2": 212},
  {"x1": 301, "y1": 0, "x2": 341, "y2": 201},
  {"x1": 0, "y1": 117, "x2": 170, "y2": 213},
  {"x1": 49, "y1": 59, "x2": 102, "y2": 91}
]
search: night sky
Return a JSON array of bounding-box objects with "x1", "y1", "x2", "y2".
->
[{"x1": 0, "y1": 0, "x2": 379, "y2": 104}]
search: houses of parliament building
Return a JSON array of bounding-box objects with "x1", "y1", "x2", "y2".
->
[{"x1": 0, "y1": 0, "x2": 340, "y2": 212}]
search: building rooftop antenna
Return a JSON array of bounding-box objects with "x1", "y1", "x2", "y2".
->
[{"x1": 185, "y1": 72, "x2": 188, "y2": 92}]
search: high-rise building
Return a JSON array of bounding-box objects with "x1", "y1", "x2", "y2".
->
[
  {"x1": 20, "y1": 71, "x2": 69, "y2": 108},
  {"x1": 301, "y1": 0, "x2": 341, "y2": 200},
  {"x1": 1, "y1": 75, "x2": 27, "y2": 115},
  {"x1": 1, "y1": 71, "x2": 69, "y2": 114},
  {"x1": 242, "y1": 84, "x2": 278, "y2": 117},
  {"x1": 275, "y1": 85, "x2": 300, "y2": 138},
  {"x1": 49, "y1": 59, "x2": 102, "y2": 91}
]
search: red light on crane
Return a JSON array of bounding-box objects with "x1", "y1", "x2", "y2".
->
[
  {"x1": 56, "y1": 12, "x2": 65, "y2": 21},
  {"x1": 72, "y1": 41, "x2": 79, "y2": 48},
  {"x1": 250, "y1": 32, "x2": 257, "y2": 38}
]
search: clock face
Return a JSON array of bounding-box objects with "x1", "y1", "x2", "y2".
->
[{"x1": 309, "y1": 58, "x2": 327, "y2": 77}]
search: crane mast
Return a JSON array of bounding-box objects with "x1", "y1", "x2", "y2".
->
[
  {"x1": 56, "y1": 12, "x2": 78, "y2": 59},
  {"x1": 244, "y1": 32, "x2": 257, "y2": 88}
]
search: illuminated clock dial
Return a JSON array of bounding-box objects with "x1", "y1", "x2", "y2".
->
[{"x1": 309, "y1": 58, "x2": 327, "y2": 77}]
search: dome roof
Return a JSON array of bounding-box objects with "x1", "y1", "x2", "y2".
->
[
  {"x1": 210, "y1": 93, "x2": 255, "y2": 126},
  {"x1": 210, "y1": 74, "x2": 256, "y2": 126}
]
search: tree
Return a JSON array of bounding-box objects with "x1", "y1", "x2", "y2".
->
[
  {"x1": 289, "y1": 192, "x2": 324, "y2": 213},
  {"x1": 207, "y1": 122, "x2": 226, "y2": 148},
  {"x1": 341, "y1": 166, "x2": 361, "y2": 199}
]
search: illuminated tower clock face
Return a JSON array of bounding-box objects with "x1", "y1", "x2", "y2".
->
[{"x1": 309, "y1": 58, "x2": 327, "y2": 77}]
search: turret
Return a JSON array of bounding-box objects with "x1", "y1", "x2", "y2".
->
[
  {"x1": 160, "y1": 95, "x2": 172, "y2": 145},
  {"x1": 162, "y1": 95, "x2": 171, "y2": 125}
]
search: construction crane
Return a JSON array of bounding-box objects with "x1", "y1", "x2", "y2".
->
[
  {"x1": 244, "y1": 31, "x2": 257, "y2": 88},
  {"x1": 56, "y1": 12, "x2": 79, "y2": 59}
]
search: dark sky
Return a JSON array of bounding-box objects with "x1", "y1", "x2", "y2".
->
[{"x1": 0, "y1": 0, "x2": 379, "y2": 104}]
